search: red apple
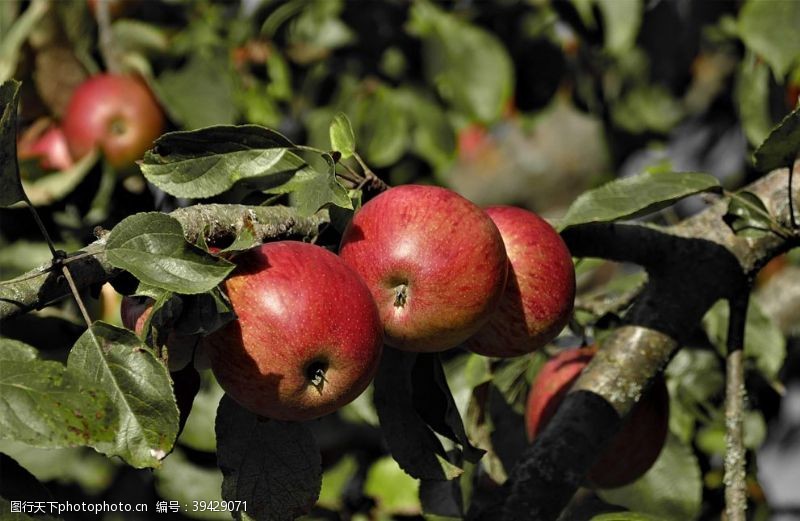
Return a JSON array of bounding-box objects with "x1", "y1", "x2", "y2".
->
[
  {"x1": 338, "y1": 185, "x2": 508, "y2": 352},
  {"x1": 62, "y1": 74, "x2": 165, "y2": 169},
  {"x1": 465, "y1": 206, "x2": 575, "y2": 357},
  {"x1": 525, "y1": 346, "x2": 670, "y2": 488},
  {"x1": 204, "y1": 241, "x2": 384, "y2": 421},
  {"x1": 17, "y1": 122, "x2": 74, "y2": 172}
]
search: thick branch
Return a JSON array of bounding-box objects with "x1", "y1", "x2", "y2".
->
[
  {"x1": 0, "y1": 205, "x2": 328, "y2": 321},
  {"x1": 490, "y1": 163, "x2": 799, "y2": 521}
]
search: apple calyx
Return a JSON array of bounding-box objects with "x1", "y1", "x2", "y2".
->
[{"x1": 393, "y1": 283, "x2": 409, "y2": 308}]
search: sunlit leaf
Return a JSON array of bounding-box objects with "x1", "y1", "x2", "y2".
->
[
  {"x1": 68, "y1": 323, "x2": 179, "y2": 468},
  {"x1": 559, "y1": 171, "x2": 721, "y2": 230},
  {"x1": 329, "y1": 112, "x2": 356, "y2": 159},
  {"x1": 738, "y1": 0, "x2": 800, "y2": 78},
  {"x1": 0, "y1": 338, "x2": 117, "y2": 449},
  {"x1": 105, "y1": 212, "x2": 235, "y2": 295}
]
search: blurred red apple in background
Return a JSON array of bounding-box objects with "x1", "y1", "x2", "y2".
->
[
  {"x1": 204, "y1": 241, "x2": 384, "y2": 421},
  {"x1": 339, "y1": 185, "x2": 508, "y2": 352},
  {"x1": 62, "y1": 74, "x2": 165, "y2": 169},
  {"x1": 465, "y1": 206, "x2": 575, "y2": 357}
]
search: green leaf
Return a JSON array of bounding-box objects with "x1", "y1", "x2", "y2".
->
[
  {"x1": 735, "y1": 53, "x2": 772, "y2": 147},
  {"x1": 141, "y1": 125, "x2": 294, "y2": 198},
  {"x1": 364, "y1": 457, "x2": 421, "y2": 515},
  {"x1": 216, "y1": 396, "x2": 322, "y2": 521},
  {"x1": 611, "y1": 86, "x2": 684, "y2": 134},
  {"x1": 665, "y1": 349, "x2": 724, "y2": 444},
  {"x1": 702, "y1": 299, "x2": 786, "y2": 384},
  {"x1": 105, "y1": 212, "x2": 235, "y2": 295},
  {"x1": 0, "y1": 0, "x2": 49, "y2": 83},
  {"x1": 155, "y1": 52, "x2": 238, "y2": 130},
  {"x1": 354, "y1": 87, "x2": 410, "y2": 167},
  {"x1": 753, "y1": 105, "x2": 800, "y2": 172},
  {"x1": 68, "y1": 322, "x2": 180, "y2": 468},
  {"x1": 738, "y1": 0, "x2": 800, "y2": 78},
  {"x1": 412, "y1": 354, "x2": 485, "y2": 463},
  {"x1": 261, "y1": 162, "x2": 352, "y2": 216},
  {"x1": 0, "y1": 79, "x2": 26, "y2": 208},
  {"x1": 408, "y1": 0, "x2": 513, "y2": 123},
  {"x1": 155, "y1": 449, "x2": 228, "y2": 520},
  {"x1": 317, "y1": 455, "x2": 358, "y2": 510},
  {"x1": 595, "y1": 0, "x2": 643, "y2": 55},
  {"x1": 111, "y1": 19, "x2": 171, "y2": 56},
  {"x1": 597, "y1": 435, "x2": 702, "y2": 521},
  {"x1": 491, "y1": 353, "x2": 545, "y2": 415},
  {"x1": 178, "y1": 371, "x2": 223, "y2": 453},
  {"x1": 373, "y1": 349, "x2": 463, "y2": 481},
  {"x1": 329, "y1": 112, "x2": 356, "y2": 159},
  {"x1": 0, "y1": 338, "x2": 117, "y2": 449},
  {"x1": 141, "y1": 125, "x2": 349, "y2": 213},
  {"x1": 723, "y1": 191, "x2": 774, "y2": 238},
  {"x1": 559, "y1": 171, "x2": 721, "y2": 230}
]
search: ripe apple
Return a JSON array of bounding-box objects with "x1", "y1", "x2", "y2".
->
[
  {"x1": 17, "y1": 122, "x2": 74, "y2": 172},
  {"x1": 525, "y1": 346, "x2": 670, "y2": 488},
  {"x1": 204, "y1": 241, "x2": 384, "y2": 421},
  {"x1": 338, "y1": 185, "x2": 508, "y2": 352},
  {"x1": 62, "y1": 74, "x2": 165, "y2": 169},
  {"x1": 465, "y1": 206, "x2": 575, "y2": 358}
]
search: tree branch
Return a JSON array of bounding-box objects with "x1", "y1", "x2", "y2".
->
[
  {"x1": 724, "y1": 292, "x2": 749, "y2": 521},
  {"x1": 474, "y1": 162, "x2": 800, "y2": 521},
  {"x1": 0, "y1": 205, "x2": 328, "y2": 321}
]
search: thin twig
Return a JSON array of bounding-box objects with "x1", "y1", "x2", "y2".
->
[
  {"x1": 724, "y1": 292, "x2": 749, "y2": 521},
  {"x1": 61, "y1": 265, "x2": 92, "y2": 327},
  {"x1": 0, "y1": 251, "x2": 103, "y2": 286},
  {"x1": 25, "y1": 200, "x2": 94, "y2": 327},
  {"x1": 26, "y1": 204, "x2": 58, "y2": 258},
  {"x1": 353, "y1": 152, "x2": 390, "y2": 192}
]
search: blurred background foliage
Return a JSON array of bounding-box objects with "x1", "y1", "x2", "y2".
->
[{"x1": 1, "y1": 0, "x2": 799, "y2": 520}]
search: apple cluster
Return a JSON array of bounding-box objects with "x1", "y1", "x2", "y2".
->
[
  {"x1": 18, "y1": 74, "x2": 165, "y2": 172},
  {"x1": 122, "y1": 185, "x2": 577, "y2": 422}
]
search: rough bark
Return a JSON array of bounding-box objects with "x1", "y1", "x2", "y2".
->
[{"x1": 0, "y1": 205, "x2": 327, "y2": 321}]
